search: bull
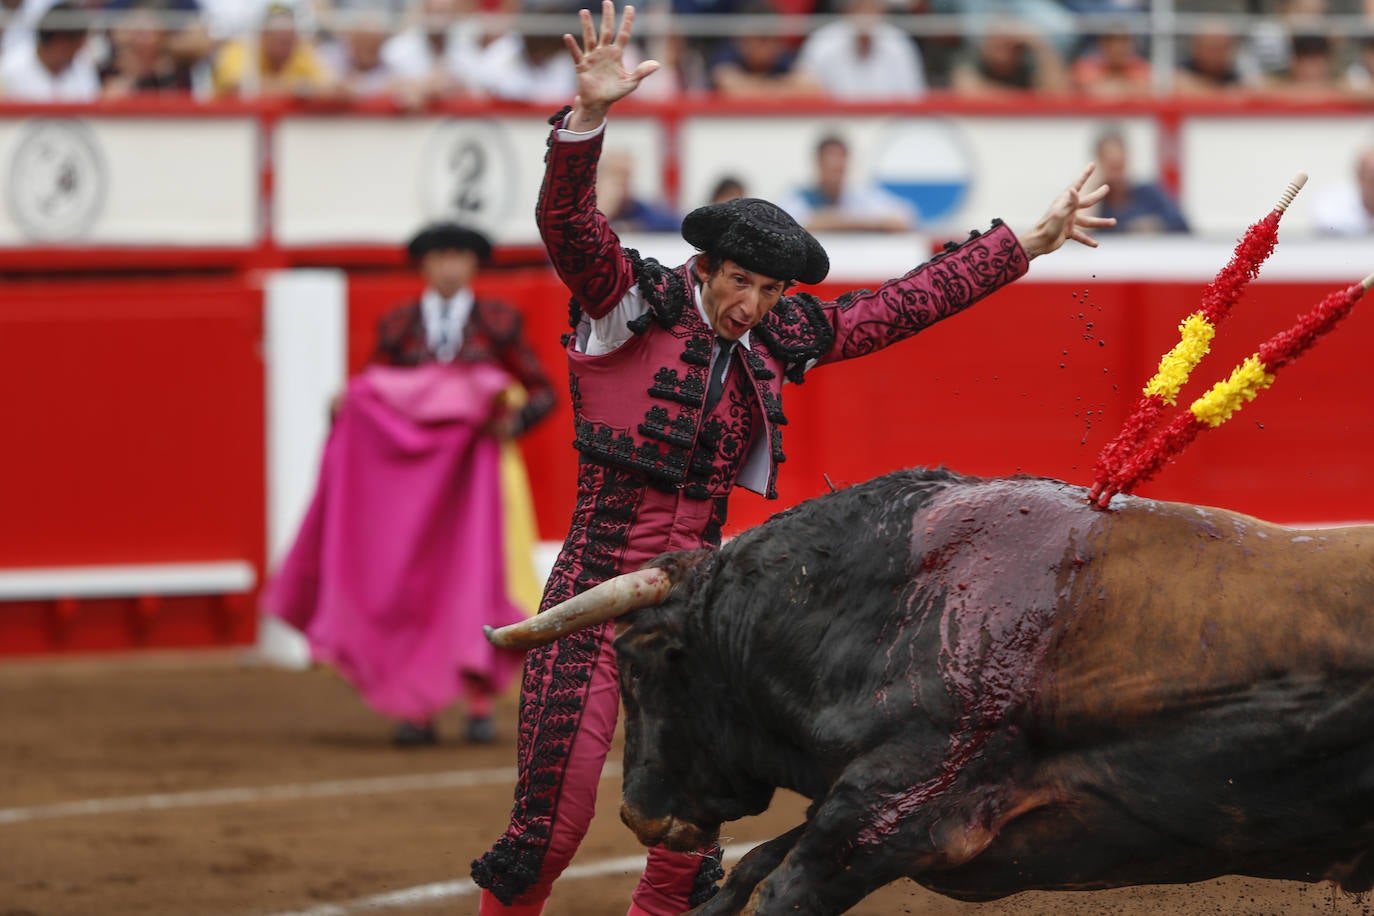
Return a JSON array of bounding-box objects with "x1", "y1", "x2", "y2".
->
[{"x1": 486, "y1": 467, "x2": 1374, "y2": 915}]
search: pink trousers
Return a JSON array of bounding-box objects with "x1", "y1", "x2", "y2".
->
[
  {"x1": 498, "y1": 624, "x2": 707, "y2": 914},
  {"x1": 476, "y1": 484, "x2": 725, "y2": 914}
]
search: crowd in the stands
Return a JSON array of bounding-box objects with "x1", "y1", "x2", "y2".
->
[{"x1": 3, "y1": 0, "x2": 1373, "y2": 103}]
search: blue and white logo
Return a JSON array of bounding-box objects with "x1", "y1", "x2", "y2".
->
[{"x1": 871, "y1": 119, "x2": 974, "y2": 227}]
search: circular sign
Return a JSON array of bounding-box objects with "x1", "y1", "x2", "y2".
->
[
  {"x1": 871, "y1": 118, "x2": 975, "y2": 226},
  {"x1": 7, "y1": 119, "x2": 107, "y2": 241},
  {"x1": 418, "y1": 118, "x2": 518, "y2": 235}
]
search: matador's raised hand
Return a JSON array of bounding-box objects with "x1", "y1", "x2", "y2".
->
[
  {"x1": 1017, "y1": 163, "x2": 1116, "y2": 260},
  {"x1": 564, "y1": 1, "x2": 660, "y2": 132}
]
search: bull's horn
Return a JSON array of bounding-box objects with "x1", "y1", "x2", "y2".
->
[{"x1": 483, "y1": 567, "x2": 673, "y2": 650}]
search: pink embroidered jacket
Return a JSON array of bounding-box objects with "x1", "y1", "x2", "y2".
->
[{"x1": 538, "y1": 117, "x2": 1030, "y2": 499}]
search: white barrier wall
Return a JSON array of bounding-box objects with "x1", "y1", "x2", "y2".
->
[
  {"x1": 0, "y1": 116, "x2": 258, "y2": 245},
  {"x1": 272, "y1": 114, "x2": 667, "y2": 246},
  {"x1": 260, "y1": 269, "x2": 347, "y2": 668},
  {"x1": 3, "y1": 108, "x2": 1372, "y2": 251},
  {"x1": 1181, "y1": 117, "x2": 1374, "y2": 238},
  {"x1": 678, "y1": 114, "x2": 1161, "y2": 234}
]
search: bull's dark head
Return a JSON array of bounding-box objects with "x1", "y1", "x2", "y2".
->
[{"x1": 484, "y1": 550, "x2": 776, "y2": 853}]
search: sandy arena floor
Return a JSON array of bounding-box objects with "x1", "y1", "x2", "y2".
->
[{"x1": 1, "y1": 651, "x2": 1371, "y2": 916}]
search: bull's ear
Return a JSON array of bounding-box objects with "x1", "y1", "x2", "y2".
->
[{"x1": 644, "y1": 548, "x2": 713, "y2": 586}]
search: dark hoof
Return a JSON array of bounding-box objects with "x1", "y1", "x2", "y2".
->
[
  {"x1": 392, "y1": 720, "x2": 437, "y2": 747},
  {"x1": 466, "y1": 715, "x2": 497, "y2": 744}
]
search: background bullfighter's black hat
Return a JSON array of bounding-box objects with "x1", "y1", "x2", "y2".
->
[
  {"x1": 680, "y1": 198, "x2": 829, "y2": 285},
  {"x1": 406, "y1": 221, "x2": 493, "y2": 264}
]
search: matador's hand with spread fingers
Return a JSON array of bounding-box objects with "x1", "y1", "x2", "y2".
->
[
  {"x1": 1017, "y1": 163, "x2": 1116, "y2": 260},
  {"x1": 564, "y1": 1, "x2": 660, "y2": 132}
]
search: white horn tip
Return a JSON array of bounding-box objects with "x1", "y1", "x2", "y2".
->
[{"x1": 1360, "y1": 271, "x2": 1374, "y2": 291}]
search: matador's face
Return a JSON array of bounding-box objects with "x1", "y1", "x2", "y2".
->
[
  {"x1": 697, "y1": 258, "x2": 785, "y2": 342},
  {"x1": 420, "y1": 248, "x2": 479, "y2": 298}
]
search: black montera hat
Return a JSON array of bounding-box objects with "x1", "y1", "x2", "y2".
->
[
  {"x1": 406, "y1": 221, "x2": 494, "y2": 263},
  {"x1": 681, "y1": 198, "x2": 829, "y2": 285}
]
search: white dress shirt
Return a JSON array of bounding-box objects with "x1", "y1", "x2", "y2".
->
[
  {"x1": 796, "y1": 19, "x2": 927, "y2": 99},
  {"x1": 0, "y1": 42, "x2": 100, "y2": 101},
  {"x1": 420, "y1": 287, "x2": 475, "y2": 363}
]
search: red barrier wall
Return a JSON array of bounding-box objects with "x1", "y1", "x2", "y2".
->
[
  {"x1": 3, "y1": 266, "x2": 1369, "y2": 656},
  {"x1": 0, "y1": 278, "x2": 265, "y2": 652}
]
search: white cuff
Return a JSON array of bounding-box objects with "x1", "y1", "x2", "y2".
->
[{"x1": 556, "y1": 119, "x2": 607, "y2": 142}]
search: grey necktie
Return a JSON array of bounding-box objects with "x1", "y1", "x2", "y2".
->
[
  {"x1": 704, "y1": 338, "x2": 734, "y2": 412},
  {"x1": 434, "y1": 299, "x2": 454, "y2": 357}
]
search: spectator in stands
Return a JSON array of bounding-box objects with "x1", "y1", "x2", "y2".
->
[
  {"x1": 212, "y1": 0, "x2": 335, "y2": 96},
  {"x1": 265, "y1": 222, "x2": 557, "y2": 749},
  {"x1": 0, "y1": 0, "x2": 20, "y2": 50},
  {"x1": 884, "y1": 0, "x2": 963, "y2": 89},
  {"x1": 1, "y1": 0, "x2": 64, "y2": 56},
  {"x1": 380, "y1": 0, "x2": 486, "y2": 104},
  {"x1": 795, "y1": 0, "x2": 926, "y2": 99},
  {"x1": 320, "y1": 7, "x2": 403, "y2": 97},
  {"x1": 1261, "y1": 30, "x2": 1343, "y2": 96},
  {"x1": 197, "y1": 0, "x2": 318, "y2": 44},
  {"x1": 1250, "y1": 0, "x2": 1325, "y2": 81},
  {"x1": 472, "y1": 30, "x2": 571, "y2": 100},
  {"x1": 708, "y1": 173, "x2": 747, "y2": 204},
  {"x1": 671, "y1": 0, "x2": 741, "y2": 14},
  {"x1": 960, "y1": 0, "x2": 1076, "y2": 58},
  {"x1": 779, "y1": 133, "x2": 919, "y2": 232},
  {"x1": 1091, "y1": 127, "x2": 1190, "y2": 234},
  {"x1": 314, "y1": 0, "x2": 409, "y2": 28},
  {"x1": 1174, "y1": 20, "x2": 1255, "y2": 94},
  {"x1": 0, "y1": 0, "x2": 100, "y2": 99},
  {"x1": 1309, "y1": 143, "x2": 1374, "y2": 235},
  {"x1": 668, "y1": 0, "x2": 743, "y2": 87},
  {"x1": 952, "y1": 18, "x2": 1069, "y2": 95},
  {"x1": 614, "y1": 0, "x2": 690, "y2": 96},
  {"x1": 706, "y1": 0, "x2": 820, "y2": 97},
  {"x1": 469, "y1": 0, "x2": 579, "y2": 101},
  {"x1": 1342, "y1": 35, "x2": 1374, "y2": 97},
  {"x1": 1070, "y1": 24, "x2": 1153, "y2": 96},
  {"x1": 596, "y1": 148, "x2": 681, "y2": 233},
  {"x1": 99, "y1": 0, "x2": 206, "y2": 94}
]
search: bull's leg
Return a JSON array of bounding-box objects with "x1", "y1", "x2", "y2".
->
[
  {"x1": 738, "y1": 762, "x2": 992, "y2": 915},
  {"x1": 740, "y1": 830, "x2": 910, "y2": 916},
  {"x1": 686, "y1": 824, "x2": 806, "y2": 916}
]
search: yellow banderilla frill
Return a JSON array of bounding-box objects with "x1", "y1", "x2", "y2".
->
[
  {"x1": 1142, "y1": 312, "x2": 1216, "y2": 405},
  {"x1": 1188, "y1": 356, "x2": 1276, "y2": 428}
]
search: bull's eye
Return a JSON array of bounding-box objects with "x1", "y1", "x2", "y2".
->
[{"x1": 625, "y1": 662, "x2": 640, "y2": 682}]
